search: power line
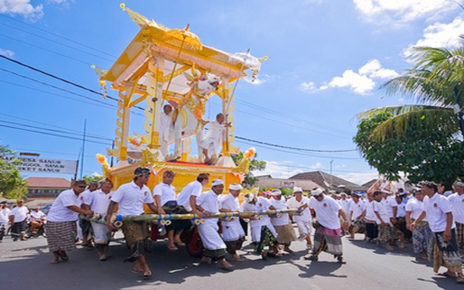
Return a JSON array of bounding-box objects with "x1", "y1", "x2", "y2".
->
[
  {"x1": 0, "y1": 120, "x2": 113, "y2": 142},
  {"x1": 0, "y1": 14, "x2": 118, "y2": 58},
  {"x1": 0, "y1": 56, "x2": 358, "y2": 153},
  {"x1": 0, "y1": 33, "x2": 93, "y2": 66},
  {"x1": 0, "y1": 22, "x2": 115, "y2": 62},
  {"x1": 0, "y1": 55, "x2": 145, "y2": 111},
  {"x1": 235, "y1": 136, "x2": 357, "y2": 152},
  {"x1": 0, "y1": 124, "x2": 111, "y2": 146}
]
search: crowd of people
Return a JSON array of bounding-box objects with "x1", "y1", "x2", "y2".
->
[
  {"x1": 0, "y1": 200, "x2": 46, "y2": 242},
  {"x1": 2, "y1": 168, "x2": 464, "y2": 284}
]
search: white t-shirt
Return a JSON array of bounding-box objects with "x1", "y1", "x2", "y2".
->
[
  {"x1": 397, "y1": 199, "x2": 407, "y2": 218},
  {"x1": 80, "y1": 190, "x2": 95, "y2": 207},
  {"x1": 47, "y1": 189, "x2": 81, "y2": 222},
  {"x1": 8, "y1": 206, "x2": 29, "y2": 223},
  {"x1": 196, "y1": 190, "x2": 220, "y2": 225},
  {"x1": 219, "y1": 193, "x2": 240, "y2": 212},
  {"x1": 349, "y1": 200, "x2": 366, "y2": 220},
  {"x1": 270, "y1": 198, "x2": 289, "y2": 226},
  {"x1": 241, "y1": 196, "x2": 272, "y2": 228},
  {"x1": 364, "y1": 200, "x2": 379, "y2": 223},
  {"x1": 89, "y1": 190, "x2": 113, "y2": 214},
  {"x1": 153, "y1": 183, "x2": 176, "y2": 207},
  {"x1": 308, "y1": 196, "x2": 342, "y2": 230},
  {"x1": 382, "y1": 196, "x2": 397, "y2": 218},
  {"x1": 405, "y1": 198, "x2": 426, "y2": 221},
  {"x1": 30, "y1": 210, "x2": 45, "y2": 221},
  {"x1": 0, "y1": 208, "x2": 10, "y2": 223},
  {"x1": 373, "y1": 200, "x2": 390, "y2": 225},
  {"x1": 340, "y1": 199, "x2": 351, "y2": 215},
  {"x1": 448, "y1": 193, "x2": 464, "y2": 224},
  {"x1": 423, "y1": 193, "x2": 456, "y2": 232},
  {"x1": 177, "y1": 180, "x2": 203, "y2": 211},
  {"x1": 286, "y1": 196, "x2": 311, "y2": 222},
  {"x1": 111, "y1": 181, "x2": 154, "y2": 216}
]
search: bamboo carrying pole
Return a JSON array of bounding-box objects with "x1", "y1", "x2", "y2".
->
[{"x1": 83, "y1": 209, "x2": 301, "y2": 228}]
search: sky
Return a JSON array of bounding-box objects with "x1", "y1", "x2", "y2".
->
[{"x1": 0, "y1": 0, "x2": 463, "y2": 185}]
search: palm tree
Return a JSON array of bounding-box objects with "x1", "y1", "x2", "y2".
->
[{"x1": 359, "y1": 46, "x2": 464, "y2": 141}]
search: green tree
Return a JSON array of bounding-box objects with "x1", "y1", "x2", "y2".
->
[
  {"x1": 83, "y1": 174, "x2": 104, "y2": 185},
  {"x1": 232, "y1": 152, "x2": 266, "y2": 188},
  {"x1": 0, "y1": 146, "x2": 28, "y2": 200},
  {"x1": 354, "y1": 112, "x2": 464, "y2": 188},
  {"x1": 280, "y1": 187, "x2": 294, "y2": 196},
  {"x1": 361, "y1": 47, "x2": 464, "y2": 141}
]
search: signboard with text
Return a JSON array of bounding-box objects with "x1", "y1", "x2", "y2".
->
[{"x1": 1, "y1": 154, "x2": 78, "y2": 174}]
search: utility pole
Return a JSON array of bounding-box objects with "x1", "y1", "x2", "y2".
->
[
  {"x1": 330, "y1": 160, "x2": 333, "y2": 175},
  {"x1": 79, "y1": 119, "x2": 87, "y2": 179}
]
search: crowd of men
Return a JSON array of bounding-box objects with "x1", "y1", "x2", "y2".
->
[
  {"x1": 2, "y1": 168, "x2": 464, "y2": 284},
  {"x1": 0, "y1": 200, "x2": 46, "y2": 242}
]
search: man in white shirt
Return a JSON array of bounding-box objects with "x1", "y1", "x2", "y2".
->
[
  {"x1": 286, "y1": 187, "x2": 313, "y2": 249},
  {"x1": 364, "y1": 193, "x2": 379, "y2": 242},
  {"x1": 448, "y1": 181, "x2": 464, "y2": 250},
  {"x1": 177, "y1": 173, "x2": 209, "y2": 213},
  {"x1": 196, "y1": 179, "x2": 233, "y2": 271},
  {"x1": 348, "y1": 192, "x2": 366, "y2": 239},
  {"x1": 8, "y1": 200, "x2": 29, "y2": 241},
  {"x1": 200, "y1": 113, "x2": 229, "y2": 165},
  {"x1": 270, "y1": 189, "x2": 296, "y2": 254},
  {"x1": 46, "y1": 180, "x2": 93, "y2": 264},
  {"x1": 241, "y1": 193, "x2": 278, "y2": 259},
  {"x1": 219, "y1": 183, "x2": 246, "y2": 261},
  {"x1": 160, "y1": 104, "x2": 174, "y2": 158},
  {"x1": 29, "y1": 208, "x2": 46, "y2": 236},
  {"x1": 83, "y1": 179, "x2": 113, "y2": 261},
  {"x1": 106, "y1": 167, "x2": 158, "y2": 279},
  {"x1": 393, "y1": 193, "x2": 410, "y2": 248},
  {"x1": 153, "y1": 170, "x2": 190, "y2": 251},
  {"x1": 373, "y1": 191, "x2": 396, "y2": 251},
  {"x1": 0, "y1": 201, "x2": 10, "y2": 242},
  {"x1": 306, "y1": 188, "x2": 349, "y2": 263},
  {"x1": 79, "y1": 181, "x2": 98, "y2": 247},
  {"x1": 412, "y1": 182, "x2": 463, "y2": 284},
  {"x1": 405, "y1": 189, "x2": 432, "y2": 259}
]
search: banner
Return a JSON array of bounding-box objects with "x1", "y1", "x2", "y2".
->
[{"x1": 1, "y1": 154, "x2": 78, "y2": 174}]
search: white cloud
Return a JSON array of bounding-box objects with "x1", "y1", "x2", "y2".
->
[
  {"x1": 0, "y1": 48, "x2": 14, "y2": 58},
  {"x1": 253, "y1": 161, "x2": 304, "y2": 179},
  {"x1": 300, "y1": 81, "x2": 317, "y2": 92},
  {"x1": 301, "y1": 59, "x2": 398, "y2": 95},
  {"x1": 338, "y1": 171, "x2": 379, "y2": 185},
  {"x1": 244, "y1": 73, "x2": 271, "y2": 85},
  {"x1": 0, "y1": 0, "x2": 44, "y2": 20},
  {"x1": 310, "y1": 162, "x2": 323, "y2": 170},
  {"x1": 328, "y1": 70, "x2": 376, "y2": 95},
  {"x1": 404, "y1": 17, "x2": 464, "y2": 58},
  {"x1": 353, "y1": 0, "x2": 454, "y2": 24}
]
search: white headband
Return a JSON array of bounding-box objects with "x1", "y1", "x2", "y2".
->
[
  {"x1": 212, "y1": 179, "x2": 224, "y2": 187},
  {"x1": 229, "y1": 184, "x2": 243, "y2": 191}
]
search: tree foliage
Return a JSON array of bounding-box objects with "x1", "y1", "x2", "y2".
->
[
  {"x1": 353, "y1": 112, "x2": 464, "y2": 188},
  {"x1": 0, "y1": 146, "x2": 28, "y2": 200},
  {"x1": 232, "y1": 152, "x2": 266, "y2": 188},
  {"x1": 83, "y1": 174, "x2": 104, "y2": 185}
]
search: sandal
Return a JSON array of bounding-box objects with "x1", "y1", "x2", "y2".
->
[
  {"x1": 50, "y1": 256, "x2": 60, "y2": 264},
  {"x1": 60, "y1": 252, "x2": 69, "y2": 262},
  {"x1": 143, "y1": 269, "x2": 152, "y2": 279},
  {"x1": 438, "y1": 272, "x2": 455, "y2": 278},
  {"x1": 175, "y1": 241, "x2": 186, "y2": 246},
  {"x1": 168, "y1": 245, "x2": 178, "y2": 251},
  {"x1": 456, "y1": 276, "x2": 464, "y2": 284}
]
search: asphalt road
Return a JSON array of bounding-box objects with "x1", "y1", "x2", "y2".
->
[{"x1": 0, "y1": 230, "x2": 462, "y2": 290}]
